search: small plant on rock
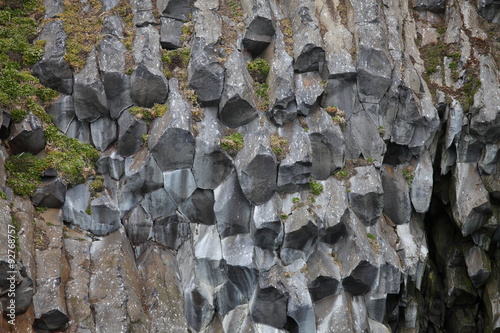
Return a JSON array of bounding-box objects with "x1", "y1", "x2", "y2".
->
[
  {"x1": 247, "y1": 58, "x2": 270, "y2": 83},
  {"x1": 221, "y1": 131, "x2": 244, "y2": 157},
  {"x1": 292, "y1": 197, "x2": 300, "y2": 204},
  {"x1": 129, "y1": 104, "x2": 167, "y2": 123},
  {"x1": 309, "y1": 180, "x2": 324, "y2": 196},
  {"x1": 403, "y1": 165, "x2": 415, "y2": 188},
  {"x1": 325, "y1": 106, "x2": 347, "y2": 126},
  {"x1": 270, "y1": 134, "x2": 289, "y2": 162}
]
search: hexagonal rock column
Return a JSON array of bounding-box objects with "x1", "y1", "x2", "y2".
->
[
  {"x1": 89, "y1": 194, "x2": 121, "y2": 236},
  {"x1": 348, "y1": 166, "x2": 384, "y2": 226},
  {"x1": 148, "y1": 79, "x2": 194, "y2": 171},
  {"x1": 315, "y1": 178, "x2": 349, "y2": 244},
  {"x1": 90, "y1": 116, "x2": 117, "y2": 151},
  {"x1": 235, "y1": 127, "x2": 277, "y2": 205},
  {"x1": 117, "y1": 110, "x2": 147, "y2": 157},
  {"x1": 411, "y1": 152, "x2": 434, "y2": 213},
  {"x1": 307, "y1": 107, "x2": 345, "y2": 180},
  {"x1": 295, "y1": 72, "x2": 324, "y2": 116},
  {"x1": 251, "y1": 194, "x2": 283, "y2": 250},
  {"x1": 214, "y1": 172, "x2": 252, "y2": 237},
  {"x1": 32, "y1": 20, "x2": 73, "y2": 95},
  {"x1": 122, "y1": 204, "x2": 153, "y2": 247},
  {"x1": 240, "y1": 0, "x2": 275, "y2": 55},
  {"x1": 450, "y1": 163, "x2": 492, "y2": 236},
  {"x1": 464, "y1": 245, "x2": 491, "y2": 288},
  {"x1": 31, "y1": 178, "x2": 67, "y2": 208},
  {"x1": 306, "y1": 243, "x2": 342, "y2": 302},
  {"x1": 7, "y1": 113, "x2": 45, "y2": 155},
  {"x1": 381, "y1": 165, "x2": 412, "y2": 225},
  {"x1": 219, "y1": 51, "x2": 258, "y2": 128},
  {"x1": 178, "y1": 189, "x2": 216, "y2": 225},
  {"x1": 157, "y1": 0, "x2": 193, "y2": 21},
  {"x1": 287, "y1": 0, "x2": 325, "y2": 73},
  {"x1": 153, "y1": 211, "x2": 190, "y2": 250},
  {"x1": 131, "y1": 26, "x2": 169, "y2": 107}
]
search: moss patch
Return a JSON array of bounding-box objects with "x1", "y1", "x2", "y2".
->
[
  {"x1": 270, "y1": 134, "x2": 289, "y2": 162},
  {"x1": 221, "y1": 131, "x2": 243, "y2": 157},
  {"x1": 129, "y1": 103, "x2": 167, "y2": 124},
  {"x1": 247, "y1": 58, "x2": 270, "y2": 83}
]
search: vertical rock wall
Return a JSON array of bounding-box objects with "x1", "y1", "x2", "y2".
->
[{"x1": 2, "y1": 0, "x2": 500, "y2": 332}]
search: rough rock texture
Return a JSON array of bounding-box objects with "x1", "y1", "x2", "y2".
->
[{"x1": 3, "y1": 0, "x2": 500, "y2": 332}]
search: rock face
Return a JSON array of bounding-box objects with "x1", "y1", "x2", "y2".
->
[{"x1": 3, "y1": 0, "x2": 500, "y2": 332}]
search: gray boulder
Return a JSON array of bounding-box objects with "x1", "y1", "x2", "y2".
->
[
  {"x1": 102, "y1": 16, "x2": 124, "y2": 37},
  {"x1": 148, "y1": 79, "x2": 195, "y2": 171},
  {"x1": 183, "y1": 282, "x2": 215, "y2": 332},
  {"x1": 307, "y1": 243, "x2": 342, "y2": 302},
  {"x1": 157, "y1": 0, "x2": 194, "y2": 21},
  {"x1": 346, "y1": 106, "x2": 386, "y2": 161},
  {"x1": 48, "y1": 95, "x2": 76, "y2": 134},
  {"x1": 7, "y1": 113, "x2": 45, "y2": 155},
  {"x1": 307, "y1": 108, "x2": 345, "y2": 180},
  {"x1": 90, "y1": 194, "x2": 121, "y2": 236},
  {"x1": 122, "y1": 148, "x2": 164, "y2": 196},
  {"x1": 153, "y1": 211, "x2": 190, "y2": 250},
  {"x1": 163, "y1": 168, "x2": 197, "y2": 205},
  {"x1": 90, "y1": 116, "x2": 117, "y2": 151},
  {"x1": 62, "y1": 183, "x2": 92, "y2": 230},
  {"x1": 280, "y1": 206, "x2": 318, "y2": 265},
  {"x1": 178, "y1": 189, "x2": 216, "y2": 225},
  {"x1": 160, "y1": 17, "x2": 183, "y2": 49},
  {"x1": 381, "y1": 165, "x2": 412, "y2": 225},
  {"x1": 348, "y1": 166, "x2": 384, "y2": 226},
  {"x1": 295, "y1": 72, "x2": 324, "y2": 116},
  {"x1": 96, "y1": 149, "x2": 125, "y2": 180},
  {"x1": 219, "y1": 51, "x2": 258, "y2": 128},
  {"x1": 131, "y1": 26, "x2": 169, "y2": 107},
  {"x1": 464, "y1": 245, "x2": 491, "y2": 288},
  {"x1": 214, "y1": 172, "x2": 252, "y2": 237},
  {"x1": 117, "y1": 109, "x2": 147, "y2": 157},
  {"x1": 141, "y1": 188, "x2": 177, "y2": 220},
  {"x1": 31, "y1": 178, "x2": 67, "y2": 208},
  {"x1": 73, "y1": 49, "x2": 109, "y2": 121},
  {"x1": 251, "y1": 194, "x2": 283, "y2": 250},
  {"x1": 131, "y1": 0, "x2": 157, "y2": 27},
  {"x1": 241, "y1": 0, "x2": 275, "y2": 55},
  {"x1": 192, "y1": 140, "x2": 234, "y2": 190},
  {"x1": 477, "y1": 0, "x2": 500, "y2": 22},
  {"x1": 32, "y1": 20, "x2": 73, "y2": 95},
  {"x1": 479, "y1": 143, "x2": 499, "y2": 175},
  {"x1": 318, "y1": 178, "x2": 349, "y2": 244},
  {"x1": 411, "y1": 152, "x2": 434, "y2": 213},
  {"x1": 122, "y1": 204, "x2": 152, "y2": 246}
]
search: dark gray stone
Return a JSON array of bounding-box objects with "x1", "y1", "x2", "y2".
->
[
  {"x1": 251, "y1": 194, "x2": 283, "y2": 250},
  {"x1": 90, "y1": 117, "x2": 116, "y2": 151},
  {"x1": 48, "y1": 95, "x2": 75, "y2": 134},
  {"x1": 413, "y1": 0, "x2": 447, "y2": 13},
  {"x1": 477, "y1": 0, "x2": 500, "y2": 22},
  {"x1": 43, "y1": 0, "x2": 63, "y2": 19},
  {"x1": 479, "y1": 144, "x2": 499, "y2": 175},
  {"x1": 153, "y1": 211, "x2": 190, "y2": 250},
  {"x1": 464, "y1": 245, "x2": 491, "y2": 288},
  {"x1": 348, "y1": 166, "x2": 384, "y2": 226},
  {"x1": 381, "y1": 165, "x2": 412, "y2": 225},
  {"x1": 33, "y1": 309, "x2": 69, "y2": 331},
  {"x1": 122, "y1": 204, "x2": 152, "y2": 246},
  {"x1": 101, "y1": 0, "x2": 120, "y2": 11},
  {"x1": 342, "y1": 260, "x2": 378, "y2": 296},
  {"x1": 148, "y1": 79, "x2": 194, "y2": 171},
  {"x1": 7, "y1": 113, "x2": 45, "y2": 155},
  {"x1": 443, "y1": 265, "x2": 477, "y2": 307},
  {"x1": 96, "y1": 149, "x2": 125, "y2": 180},
  {"x1": 160, "y1": 17, "x2": 183, "y2": 49},
  {"x1": 214, "y1": 172, "x2": 252, "y2": 237},
  {"x1": 214, "y1": 282, "x2": 247, "y2": 316},
  {"x1": 90, "y1": 194, "x2": 121, "y2": 236},
  {"x1": 163, "y1": 168, "x2": 197, "y2": 205},
  {"x1": 117, "y1": 110, "x2": 147, "y2": 157},
  {"x1": 295, "y1": 72, "x2": 324, "y2": 116},
  {"x1": 178, "y1": 189, "x2": 216, "y2": 225},
  {"x1": 131, "y1": 0, "x2": 157, "y2": 27},
  {"x1": 280, "y1": 206, "x2": 318, "y2": 265},
  {"x1": 141, "y1": 188, "x2": 177, "y2": 220},
  {"x1": 32, "y1": 20, "x2": 73, "y2": 95},
  {"x1": 31, "y1": 178, "x2": 67, "y2": 208},
  {"x1": 122, "y1": 148, "x2": 164, "y2": 196},
  {"x1": 219, "y1": 51, "x2": 258, "y2": 128},
  {"x1": 411, "y1": 152, "x2": 433, "y2": 214},
  {"x1": 241, "y1": 0, "x2": 275, "y2": 55},
  {"x1": 183, "y1": 283, "x2": 215, "y2": 332},
  {"x1": 307, "y1": 243, "x2": 342, "y2": 302},
  {"x1": 321, "y1": 77, "x2": 357, "y2": 119},
  {"x1": 319, "y1": 178, "x2": 349, "y2": 244},
  {"x1": 307, "y1": 108, "x2": 345, "y2": 180},
  {"x1": 192, "y1": 140, "x2": 234, "y2": 190},
  {"x1": 157, "y1": 0, "x2": 194, "y2": 21},
  {"x1": 62, "y1": 183, "x2": 92, "y2": 229},
  {"x1": 102, "y1": 16, "x2": 125, "y2": 37}
]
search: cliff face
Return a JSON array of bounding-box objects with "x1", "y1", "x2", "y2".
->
[{"x1": 1, "y1": 0, "x2": 500, "y2": 332}]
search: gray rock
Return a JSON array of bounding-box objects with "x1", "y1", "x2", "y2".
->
[
  {"x1": 477, "y1": 0, "x2": 500, "y2": 22},
  {"x1": 48, "y1": 95, "x2": 75, "y2": 134},
  {"x1": 102, "y1": 16, "x2": 125, "y2": 37},
  {"x1": 413, "y1": 0, "x2": 447, "y2": 13},
  {"x1": 65, "y1": 118, "x2": 91, "y2": 144},
  {"x1": 122, "y1": 148, "x2": 164, "y2": 199},
  {"x1": 89, "y1": 228, "x2": 148, "y2": 332},
  {"x1": 97, "y1": 34, "x2": 133, "y2": 119},
  {"x1": 443, "y1": 265, "x2": 477, "y2": 307},
  {"x1": 32, "y1": 20, "x2": 73, "y2": 95},
  {"x1": 7, "y1": 113, "x2": 45, "y2": 155},
  {"x1": 74, "y1": 49, "x2": 109, "y2": 121},
  {"x1": 90, "y1": 194, "x2": 121, "y2": 236},
  {"x1": 318, "y1": 178, "x2": 349, "y2": 244},
  {"x1": 268, "y1": 30, "x2": 296, "y2": 125},
  {"x1": 321, "y1": 77, "x2": 357, "y2": 119},
  {"x1": 160, "y1": 17, "x2": 183, "y2": 49},
  {"x1": 192, "y1": 140, "x2": 234, "y2": 190},
  {"x1": 314, "y1": 294, "x2": 354, "y2": 332},
  {"x1": 241, "y1": 0, "x2": 275, "y2": 55},
  {"x1": 450, "y1": 163, "x2": 492, "y2": 236},
  {"x1": 215, "y1": 283, "x2": 247, "y2": 317},
  {"x1": 148, "y1": 79, "x2": 195, "y2": 171},
  {"x1": 31, "y1": 178, "x2": 67, "y2": 208},
  {"x1": 117, "y1": 109, "x2": 147, "y2": 157},
  {"x1": 251, "y1": 194, "x2": 283, "y2": 250},
  {"x1": 456, "y1": 132, "x2": 483, "y2": 163},
  {"x1": 484, "y1": 263, "x2": 500, "y2": 332},
  {"x1": 287, "y1": 0, "x2": 325, "y2": 72},
  {"x1": 295, "y1": 72, "x2": 324, "y2": 116},
  {"x1": 141, "y1": 188, "x2": 177, "y2": 220},
  {"x1": 192, "y1": 225, "x2": 225, "y2": 286},
  {"x1": 280, "y1": 206, "x2": 318, "y2": 265},
  {"x1": 153, "y1": 211, "x2": 190, "y2": 250},
  {"x1": 479, "y1": 143, "x2": 499, "y2": 175},
  {"x1": 219, "y1": 51, "x2": 258, "y2": 128},
  {"x1": 163, "y1": 169, "x2": 197, "y2": 204},
  {"x1": 411, "y1": 152, "x2": 434, "y2": 213},
  {"x1": 96, "y1": 149, "x2": 125, "y2": 180},
  {"x1": 348, "y1": 166, "x2": 384, "y2": 226},
  {"x1": 62, "y1": 183, "x2": 92, "y2": 229},
  {"x1": 101, "y1": 0, "x2": 120, "y2": 11},
  {"x1": 277, "y1": 120, "x2": 312, "y2": 192},
  {"x1": 214, "y1": 172, "x2": 252, "y2": 237},
  {"x1": 157, "y1": 0, "x2": 194, "y2": 21},
  {"x1": 43, "y1": 0, "x2": 63, "y2": 19},
  {"x1": 90, "y1": 116, "x2": 116, "y2": 151},
  {"x1": 381, "y1": 165, "x2": 412, "y2": 225},
  {"x1": 131, "y1": 26, "x2": 168, "y2": 107},
  {"x1": 307, "y1": 108, "x2": 345, "y2": 180},
  {"x1": 33, "y1": 309, "x2": 69, "y2": 331},
  {"x1": 464, "y1": 245, "x2": 491, "y2": 288},
  {"x1": 188, "y1": 39, "x2": 225, "y2": 105},
  {"x1": 131, "y1": 0, "x2": 157, "y2": 27},
  {"x1": 307, "y1": 243, "x2": 342, "y2": 302},
  {"x1": 178, "y1": 189, "x2": 216, "y2": 225},
  {"x1": 342, "y1": 260, "x2": 378, "y2": 296},
  {"x1": 235, "y1": 127, "x2": 277, "y2": 205},
  {"x1": 122, "y1": 204, "x2": 152, "y2": 246},
  {"x1": 183, "y1": 282, "x2": 215, "y2": 332},
  {"x1": 346, "y1": 106, "x2": 386, "y2": 161}
]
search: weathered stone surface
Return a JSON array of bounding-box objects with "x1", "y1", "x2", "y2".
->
[
  {"x1": 62, "y1": 183, "x2": 91, "y2": 230},
  {"x1": 280, "y1": 206, "x2": 318, "y2": 265},
  {"x1": 477, "y1": 0, "x2": 500, "y2": 22},
  {"x1": 314, "y1": 294, "x2": 355, "y2": 332},
  {"x1": 131, "y1": 0, "x2": 157, "y2": 27},
  {"x1": 381, "y1": 165, "x2": 412, "y2": 225},
  {"x1": 192, "y1": 140, "x2": 234, "y2": 190},
  {"x1": 307, "y1": 108, "x2": 345, "y2": 180},
  {"x1": 43, "y1": 0, "x2": 63, "y2": 19},
  {"x1": 141, "y1": 188, "x2": 177, "y2": 221},
  {"x1": 411, "y1": 152, "x2": 433, "y2": 213},
  {"x1": 153, "y1": 211, "x2": 190, "y2": 250},
  {"x1": 163, "y1": 168, "x2": 197, "y2": 204},
  {"x1": 317, "y1": 178, "x2": 349, "y2": 244},
  {"x1": 219, "y1": 51, "x2": 258, "y2": 128},
  {"x1": 484, "y1": 263, "x2": 500, "y2": 332},
  {"x1": 7, "y1": 113, "x2": 45, "y2": 155},
  {"x1": 122, "y1": 204, "x2": 152, "y2": 246},
  {"x1": 131, "y1": 26, "x2": 168, "y2": 107},
  {"x1": 157, "y1": 0, "x2": 193, "y2": 21},
  {"x1": 346, "y1": 106, "x2": 386, "y2": 161},
  {"x1": 214, "y1": 172, "x2": 252, "y2": 237},
  {"x1": 348, "y1": 166, "x2": 384, "y2": 226},
  {"x1": 178, "y1": 189, "x2": 216, "y2": 225},
  {"x1": 443, "y1": 265, "x2": 477, "y2": 307},
  {"x1": 89, "y1": 228, "x2": 148, "y2": 332},
  {"x1": 450, "y1": 163, "x2": 492, "y2": 236},
  {"x1": 414, "y1": 0, "x2": 447, "y2": 13},
  {"x1": 96, "y1": 149, "x2": 124, "y2": 180},
  {"x1": 479, "y1": 143, "x2": 499, "y2": 175},
  {"x1": 148, "y1": 79, "x2": 195, "y2": 171},
  {"x1": 31, "y1": 178, "x2": 66, "y2": 208},
  {"x1": 241, "y1": 0, "x2": 275, "y2": 55},
  {"x1": 90, "y1": 116, "x2": 116, "y2": 151},
  {"x1": 98, "y1": 33, "x2": 133, "y2": 119},
  {"x1": 117, "y1": 109, "x2": 147, "y2": 157},
  {"x1": 90, "y1": 194, "x2": 121, "y2": 236},
  {"x1": 32, "y1": 20, "x2": 73, "y2": 95},
  {"x1": 464, "y1": 245, "x2": 491, "y2": 288},
  {"x1": 307, "y1": 243, "x2": 342, "y2": 302},
  {"x1": 235, "y1": 128, "x2": 277, "y2": 205},
  {"x1": 188, "y1": 39, "x2": 225, "y2": 105},
  {"x1": 160, "y1": 17, "x2": 183, "y2": 49},
  {"x1": 252, "y1": 194, "x2": 283, "y2": 250},
  {"x1": 122, "y1": 148, "x2": 164, "y2": 199},
  {"x1": 295, "y1": 72, "x2": 324, "y2": 116},
  {"x1": 48, "y1": 95, "x2": 75, "y2": 134}
]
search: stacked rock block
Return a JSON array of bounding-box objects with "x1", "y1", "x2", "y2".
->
[{"x1": 1, "y1": 0, "x2": 500, "y2": 332}]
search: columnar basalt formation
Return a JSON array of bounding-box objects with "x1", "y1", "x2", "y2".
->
[{"x1": 2, "y1": 0, "x2": 500, "y2": 332}]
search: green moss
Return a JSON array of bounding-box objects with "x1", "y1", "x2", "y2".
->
[
  {"x1": 129, "y1": 104, "x2": 167, "y2": 123},
  {"x1": 221, "y1": 132, "x2": 244, "y2": 157},
  {"x1": 334, "y1": 169, "x2": 349, "y2": 179},
  {"x1": 280, "y1": 213, "x2": 288, "y2": 220},
  {"x1": 0, "y1": 191, "x2": 6, "y2": 200},
  {"x1": 367, "y1": 233, "x2": 376, "y2": 240},
  {"x1": 270, "y1": 134, "x2": 289, "y2": 162},
  {"x1": 292, "y1": 197, "x2": 300, "y2": 204},
  {"x1": 89, "y1": 175, "x2": 104, "y2": 193},
  {"x1": 309, "y1": 181, "x2": 324, "y2": 196},
  {"x1": 247, "y1": 58, "x2": 270, "y2": 83},
  {"x1": 253, "y1": 82, "x2": 270, "y2": 111},
  {"x1": 403, "y1": 166, "x2": 415, "y2": 188},
  {"x1": 162, "y1": 48, "x2": 191, "y2": 68}
]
